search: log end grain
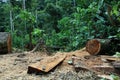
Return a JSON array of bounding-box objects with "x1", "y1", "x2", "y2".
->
[{"x1": 86, "y1": 39, "x2": 101, "y2": 55}]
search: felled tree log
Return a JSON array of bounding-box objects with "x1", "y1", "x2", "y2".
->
[
  {"x1": 0, "y1": 32, "x2": 12, "y2": 54},
  {"x1": 86, "y1": 39, "x2": 111, "y2": 55}
]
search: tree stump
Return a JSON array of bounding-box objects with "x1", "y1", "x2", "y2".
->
[
  {"x1": 86, "y1": 39, "x2": 111, "y2": 55},
  {"x1": 0, "y1": 32, "x2": 12, "y2": 54}
]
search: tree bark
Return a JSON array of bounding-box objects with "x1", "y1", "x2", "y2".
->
[
  {"x1": 0, "y1": 32, "x2": 12, "y2": 54},
  {"x1": 86, "y1": 39, "x2": 111, "y2": 55}
]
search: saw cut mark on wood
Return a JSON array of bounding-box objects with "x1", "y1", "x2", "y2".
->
[
  {"x1": 28, "y1": 53, "x2": 66, "y2": 73},
  {"x1": 86, "y1": 39, "x2": 101, "y2": 55},
  {"x1": 86, "y1": 39, "x2": 111, "y2": 55}
]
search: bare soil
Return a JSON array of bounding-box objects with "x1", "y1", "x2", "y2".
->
[
  {"x1": 0, "y1": 51, "x2": 49, "y2": 80},
  {"x1": 0, "y1": 49, "x2": 112, "y2": 80}
]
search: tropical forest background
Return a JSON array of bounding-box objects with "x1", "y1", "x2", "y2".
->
[{"x1": 0, "y1": 0, "x2": 120, "y2": 52}]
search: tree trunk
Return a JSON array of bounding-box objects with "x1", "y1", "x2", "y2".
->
[
  {"x1": 10, "y1": 10, "x2": 14, "y2": 32},
  {"x1": 86, "y1": 39, "x2": 111, "y2": 55},
  {"x1": 0, "y1": 32, "x2": 12, "y2": 54},
  {"x1": 29, "y1": 32, "x2": 32, "y2": 50}
]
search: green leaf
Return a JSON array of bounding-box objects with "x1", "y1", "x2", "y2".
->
[
  {"x1": 110, "y1": 74, "x2": 120, "y2": 80},
  {"x1": 112, "y1": 5, "x2": 119, "y2": 16},
  {"x1": 98, "y1": 0, "x2": 104, "y2": 9},
  {"x1": 113, "y1": 52, "x2": 120, "y2": 57}
]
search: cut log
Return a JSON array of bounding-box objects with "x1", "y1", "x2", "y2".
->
[
  {"x1": 27, "y1": 53, "x2": 66, "y2": 74},
  {"x1": 86, "y1": 39, "x2": 111, "y2": 55},
  {"x1": 0, "y1": 32, "x2": 12, "y2": 54}
]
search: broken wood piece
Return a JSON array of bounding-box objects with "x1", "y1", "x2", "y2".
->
[
  {"x1": 0, "y1": 32, "x2": 12, "y2": 54},
  {"x1": 27, "y1": 53, "x2": 66, "y2": 74},
  {"x1": 106, "y1": 57, "x2": 120, "y2": 62},
  {"x1": 92, "y1": 63, "x2": 115, "y2": 75},
  {"x1": 72, "y1": 56, "x2": 95, "y2": 73},
  {"x1": 112, "y1": 61, "x2": 120, "y2": 68},
  {"x1": 86, "y1": 39, "x2": 111, "y2": 55},
  {"x1": 72, "y1": 55, "x2": 120, "y2": 75},
  {"x1": 111, "y1": 61, "x2": 120, "y2": 75}
]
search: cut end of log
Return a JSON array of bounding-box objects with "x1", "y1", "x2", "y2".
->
[
  {"x1": 0, "y1": 32, "x2": 12, "y2": 54},
  {"x1": 86, "y1": 39, "x2": 101, "y2": 55}
]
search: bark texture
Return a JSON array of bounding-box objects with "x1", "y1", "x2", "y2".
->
[{"x1": 0, "y1": 32, "x2": 12, "y2": 54}]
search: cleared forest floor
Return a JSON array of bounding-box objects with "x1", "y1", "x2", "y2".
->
[
  {"x1": 0, "y1": 49, "x2": 118, "y2": 80},
  {"x1": 0, "y1": 51, "x2": 50, "y2": 80}
]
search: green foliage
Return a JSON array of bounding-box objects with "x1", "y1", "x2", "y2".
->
[
  {"x1": 100, "y1": 74, "x2": 120, "y2": 80},
  {"x1": 113, "y1": 52, "x2": 120, "y2": 57},
  {"x1": 110, "y1": 74, "x2": 120, "y2": 80},
  {"x1": 0, "y1": 0, "x2": 120, "y2": 52},
  {"x1": 15, "y1": 9, "x2": 36, "y2": 25},
  {"x1": 12, "y1": 30, "x2": 25, "y2": 49},
  {"x1": 0, "y1": 2, "x2": 9, "y2": 30},
  {"x1": 116, "y1": 29, "x2": 120, "y2": 39},
  {"x1": 32, "y1": 28, "x2": 44, "y2": 44}
]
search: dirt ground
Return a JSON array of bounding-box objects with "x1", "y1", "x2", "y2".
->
[
  {"x1": 0, "y1": 49, "x2": 118, "y2": 80},
  {"x1": 0, "y1": 51, "x2": 51, "y2": 80},
  {"x1": 0, "y1": 49, "x2": 85, "y2": 80}
]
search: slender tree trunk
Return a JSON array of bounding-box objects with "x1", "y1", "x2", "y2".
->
[
  {"x1": 10, "y1": 10, "x2": 13, "y2": 32},
  {"x1": 35, "y1": 10, "x2": 38, "y2": 27},
  {"x1": 28, "y1": 32, "x2": 32, "y2": 50},
  {"x1": 9, "y1": 1, "x2": 14, "y2": 50},
  {"x1": 23, "y1": 0, "x2": 27, "y2": 34},
  {"x1": 23, "y1": 0, "x2": 26, "y2": 10},
  {"x1": 29, "y1": 26, "x2": 33, "y2": 50},
  {"x1": 73, "y1": 0, "x2": 76, "y2": 7}
]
